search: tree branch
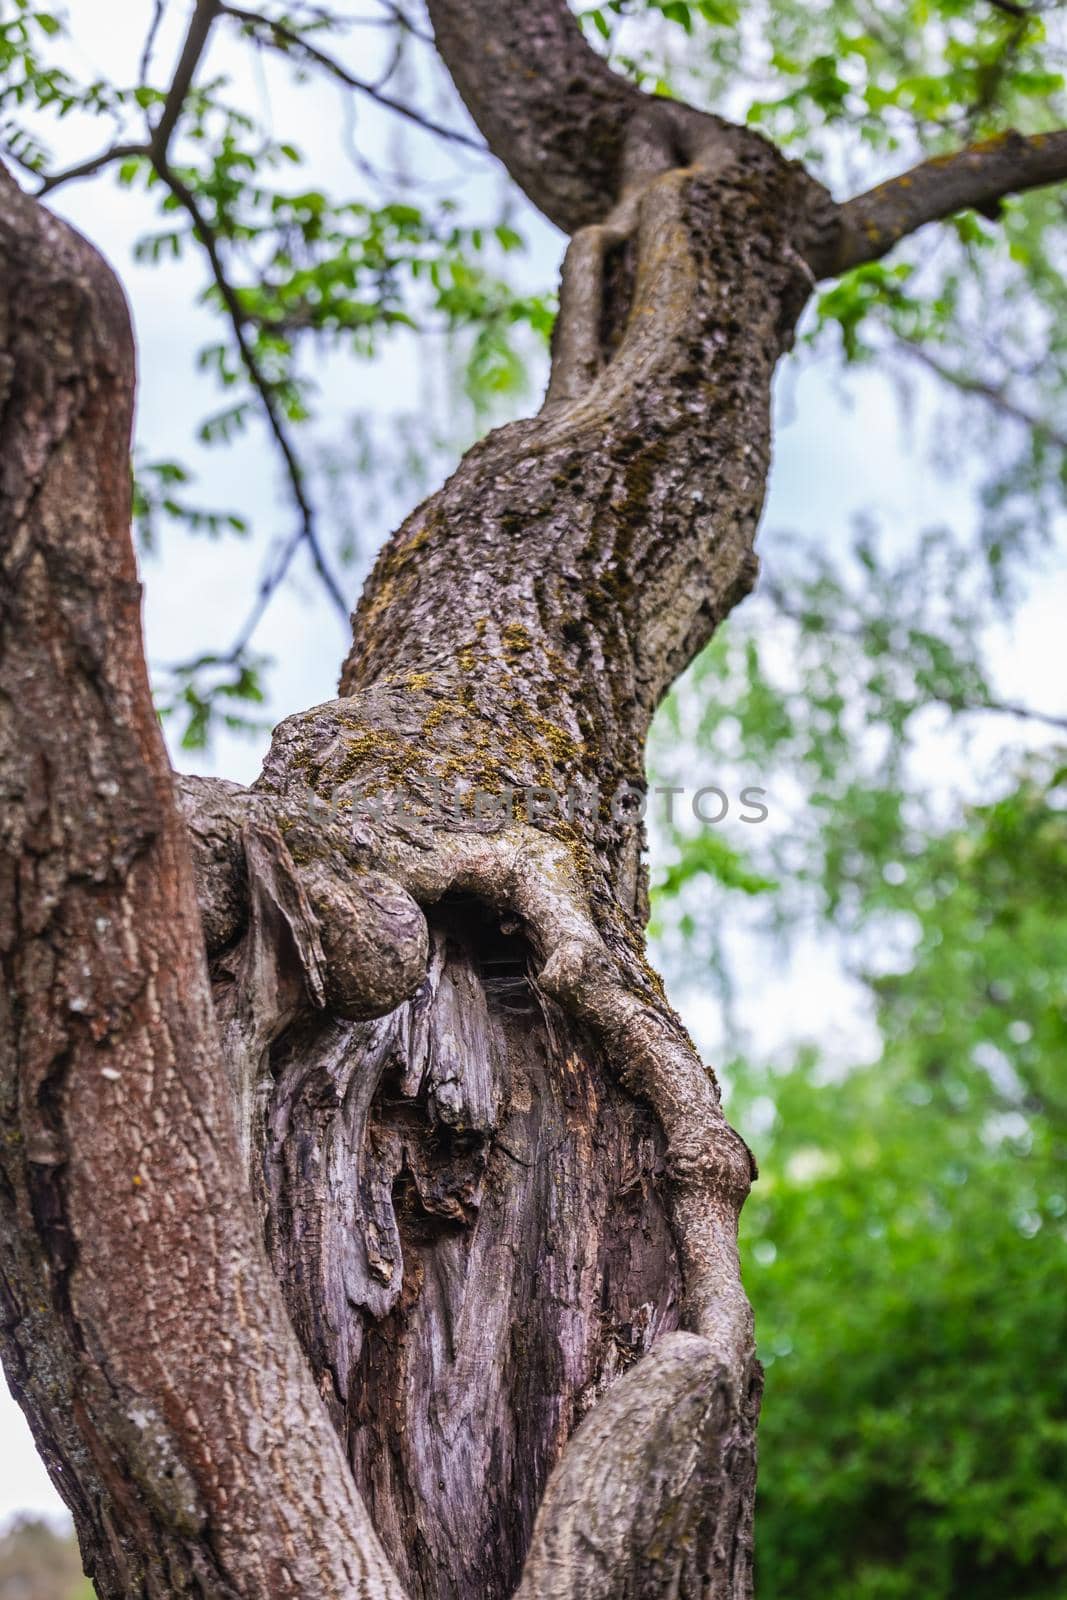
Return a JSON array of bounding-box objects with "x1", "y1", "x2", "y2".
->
[
  {"x1": 36, "y1": 0, "x2": 363, "y2": 635},
  {"x1": 149, "y1": 0, "x2": 222, "y2": 163},
  {"x1": 424, "y1": 0, "x2": 665, "y2": 232},
  {"x1": 813, "y1": 127, "x2": 1067, "y2": 276},
  {"x1": 157, "y1": 156, "x2": 349, "y2": 621},
  {"x1": 37, "y1": 141, "x2": 148, "y2": 197},
  {"x1": 986, "y1": 0, "x2": 1032, "y2": 18},
  {"x1": 763, "y1": 582, "x2": 1067, "y2": 733},
  {"x1": 138, "y1": 0, "x2": 169, "y2": 86},
  {"x1": 32, "y1": 0, "x2": 222, "y2": 203},
  {"x1": 939, "y1": 693, "x2": 1067, "y2": 733}
]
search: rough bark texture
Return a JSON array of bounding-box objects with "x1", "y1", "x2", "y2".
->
[
  {"x1": 0, "y1": 166, "x2": 407, "y2": 1599},
  {"x1": 166, "y1": 114, "x2": 814, "y2": 1600},
  {"x1": 0, "y1": 11, "x2": 818, "y2": 1594},
  {"x1": 4, "y1": 0, "x2": 1060, "y2": 1596},
  {"x1": 0, "y1": 121, "x2": 775, "y2": 1588}
]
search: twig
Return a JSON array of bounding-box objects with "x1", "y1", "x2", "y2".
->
[
  {"x1": 158, "y1": 156, "x2": 349, "y2": 621},
  {"x1": 764, "y1": 583, "x2": 1067, "y2": 733},
  {"x1": 218, "y1": 4, "x2": 486, "y2": 150},
  {"x1": 37, "y1": 141, "x2": 148, "y2": 196},
  {"x1": 895, "y1": 337, "x2": 1067, "y2": 452},
  {"x1": 372, "y1": 0, "x2": 435, "y2": 45},
  {"x1": 38, "y1": 1, "x2": 222, "y2": 193},
  {"x1": 944, "y1": 695, "x2": 1067, "y2": 732},
  {"x1": 986, "y1": 0, "x2": 1031, "y2": 18},
  {"x1": 371, "y1": 25, "x2": 405, "y2": 94},
  {"x1": 166, "y1": 518, "x2": 307, "y2": 677},
  {"x1": 139, "y1": 0, "x2": 170, "y2": 86},
  {"x1": 38, "y1": 0, "x2": 350, "y2": 632}
]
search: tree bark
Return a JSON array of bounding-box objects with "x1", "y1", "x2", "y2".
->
[
  {"x1": 0, "y1": 15, "x2": 812, "y2": 1592},
  {"x1": 0, "y1": 166, "x2": 406, "y2": 1599}
]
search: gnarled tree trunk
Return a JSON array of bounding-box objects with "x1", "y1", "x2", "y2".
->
[
  {"x1": 4, "y1": 1, "x2": 1059, "y2": 1597},
  {"x1": 175, "y1": 107, "x2": 807, "y2": 1596}
]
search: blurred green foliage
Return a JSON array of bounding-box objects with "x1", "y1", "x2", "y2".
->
[
  {"x1": 0, "y1": 1516, "x2": 91, "y2": 1599},
  {"x1": 649, "y1": 541, "x2": 1066, "y2": 1594},
  {"x1": 724, "y1": 772, "x2": 1067, "y2": 1599}
]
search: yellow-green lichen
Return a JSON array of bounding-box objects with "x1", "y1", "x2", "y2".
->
[{"x1": 501, "y1": 621, "x2": 533, "y2": 658}]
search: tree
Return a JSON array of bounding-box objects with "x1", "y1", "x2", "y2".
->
[
  {"x1": 0, "y1": 2, "x2": 1064, "y2": 1596},
  {"x1": 0, "y1": 1514, "x2": 93, "y2": 1599}
]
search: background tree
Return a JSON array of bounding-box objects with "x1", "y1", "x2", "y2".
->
[
  {"x1": 0, "y1": 1515, "x2": 92, "y2": 1599},
  {"x1": 0, "y1": 3, "x2": 1064, "y2": 1598}
]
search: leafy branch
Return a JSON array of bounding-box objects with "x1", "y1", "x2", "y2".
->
[
  {"x1": 29, "y1": 0, "x2": 350, "y2": 645},
  {"x1": 20, "y1": 0, "x2": 498, "y2": 673}
]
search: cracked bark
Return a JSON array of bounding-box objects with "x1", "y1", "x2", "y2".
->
[
  {"x1": 3, "y1": 1, "x2": 1062, "y2": 1597},
  {"x1": 209, "y1": 124, "x2": 812, "y2": 1598}
]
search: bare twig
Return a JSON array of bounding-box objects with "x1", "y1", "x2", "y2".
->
[
  {"x1": 895, "y1": 337, "x2": 1067, "y2": 452},
  {"x1": 219, "y1": 4, "x2": 486, "y2": 150},
  {"x1": 139, "y1": 0, "x2": 170, "y2": 85},
  {"x1": 369, "y1": 13, "x2": 407, "y2": 92},
  {"x1": 161, "y1": 522, "x2": 305, "y2": 684},
  {"x1": 764, "y1": 583, "x2": 1067, "y2": 733},
  {"x1": 965, "y1": 11, "x2": 1029, "y2": 136},
  {"x1": 158, "y1": 156, "x2": 349, "y2": 621},
  {"x1": 37, "y1": 141, "x2": 148, "y2": 196},
  {"x1": 372, "y1": 0, "x2": 435, "y2": 44},
  {"x1": 945, "y1": 695, "x2": 1067, "y2": 732},
  {"x1": 987, "y1": 0, "x2": 1032, "y2": 18}
]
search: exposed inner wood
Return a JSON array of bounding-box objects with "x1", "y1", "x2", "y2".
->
[{"x1": 257, "y1": 895, "x2": 680, "y2": 1599}]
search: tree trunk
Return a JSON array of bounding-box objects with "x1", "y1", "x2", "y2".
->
[{"x1": 0, "y1": 5, "x2": 843, "y2": 1597}]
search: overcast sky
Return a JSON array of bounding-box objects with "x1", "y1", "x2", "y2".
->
[{"x1": 2, "y1": 0, "x2": 1063, "y2": 1529}]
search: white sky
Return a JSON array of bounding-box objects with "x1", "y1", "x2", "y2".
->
[{"x1": 1, "y1": 0, "x2": 1064, "y2": 1529}]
